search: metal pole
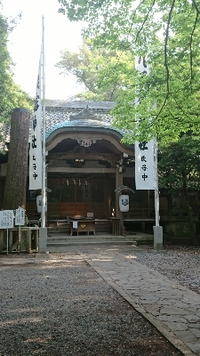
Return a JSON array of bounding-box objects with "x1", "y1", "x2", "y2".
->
[
  {"x1": 154, "y1": 138, "x2": 160, "y2": 226},
  {"x1": 41, "y1": 15, "x2": 46, "y2": 229},
  {"x1": 7, "y1": 229, "x2": 8, "y2": 255},
  {"x1": 153, "y1": 137, "x2": 163, "y2": 250},
  {"x1": 39, "y1": 16, "x2": 47, "y2": 253}
]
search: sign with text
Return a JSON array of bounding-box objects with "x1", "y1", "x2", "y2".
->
[
  {"x1": 29, "y1": 52, "x2": 42, "y2": 190},
  {"x1": 0, "y1": 210, "x2": 14, "y2": 229},
  {"x1": 15, "y1": 207, "x2": 25, "y2": 226},
  {"x1": 135, "y1": 139, "x2": 156, "y2": 190}
]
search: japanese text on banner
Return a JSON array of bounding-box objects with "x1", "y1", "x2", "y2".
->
[
  {"x1": 29, "y1": 55, "x2": 42, "y2": 190},
  {"x1": 135, "y1": 139, "x2": 156, "y2": 190}
]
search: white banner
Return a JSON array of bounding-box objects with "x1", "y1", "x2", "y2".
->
[
  {"x1": 29, "y1": 55, "x2": 42, "y2": 190},
  {"x1": 135, "y1": 139, "x2": 156, "y2": 190}
]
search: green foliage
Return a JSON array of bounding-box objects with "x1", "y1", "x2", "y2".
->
[
  {"x1": 58, "y1": 0, "x2": 200, "y2": 146},
  {"x1": 158, "y1": 135, "x2": 200, "y2": 194},
  {"x1": 56, "y1": 39, "x2": 133, "y2": 101},
  {"x1": 0, "y1": 11, "x2": 32, "y2": 126},
  {"x1": 158, "y1": 134, "x2": 200, "y2": 240}
]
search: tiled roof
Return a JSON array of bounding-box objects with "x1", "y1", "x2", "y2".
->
[
  {"x1": 3, "y1": 100, "x2": 123, "y2": 145},
  {"x1": 45, "y1": 100, "x2": 121, "y2": 138},
  {"x1": 45, "y1": 100, "x2": 115, "y2": 111}
]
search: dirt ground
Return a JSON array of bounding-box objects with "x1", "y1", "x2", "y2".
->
[{"x1": 0, "y1": 251, "x2": 183, "y2": 356}]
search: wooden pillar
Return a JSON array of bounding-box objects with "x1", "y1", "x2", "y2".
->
[
  {"x1": 106, "y1": 177, "x2": 111, "y2": 216},
  {"x1": 115, "y1": 168, "x2": 124, "y2": 235}
]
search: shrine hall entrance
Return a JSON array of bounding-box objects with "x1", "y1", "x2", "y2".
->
[{"x1": 47, "y1": 173, "x2": 115, "y2": 220}]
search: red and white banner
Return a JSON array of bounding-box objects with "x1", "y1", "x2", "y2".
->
[
  {"x1": 29, "y1": 54, "x2": 42, "y2": 190},
  {"x1": 135, "y1": 139, "x2": 156, "y2": 190}
]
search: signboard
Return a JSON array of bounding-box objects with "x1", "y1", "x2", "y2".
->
[
  {"x1": 73, "y1": 221, "x2": 78, "y2": 229},
  {"x1": 135, "y1": 139, "x2": 156, "y2": 190},
  {"x1": 0, "y1": 210, "x2": 14, "y2": 229},
  {"x1": 15, "y1": 207, "x2": 25, "y2": 226}
]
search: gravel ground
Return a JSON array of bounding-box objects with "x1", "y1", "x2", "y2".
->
[
  {"x1": 127, "y1": 244, "x2": 200, "y2": 295},
  {"x1": 1, "y1": 245, "x2": 199, "y2": 356}
]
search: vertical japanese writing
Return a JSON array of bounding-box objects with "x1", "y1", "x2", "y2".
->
[
  {"x1": 139, "y1": 141, "x2": 149, "y2": 182},
  {"x1": 29, "y1": 57, "x2": 42, "y2": 190},
  {"x1": 0, "y1": 211, "x2": 14, "y2": 228},
  {"x1": 15, "y1": 208, "x2": 25, "y2": 226},
  {"x1": 135, "y1": 139, "x2": 155, "y2": 190}
]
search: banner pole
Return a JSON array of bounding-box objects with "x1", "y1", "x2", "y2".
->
[
  {"x1": 134, "y1": 57, "x2": 163, "y2": 249},
  {"x1": 41, "y1": 15, "x2": 46, "y2": 229},
  {"x1": 154, "y1": 138, "x2": 160, "y2": 227},
  {"x1": 153, "y1": 136, "x2": 163, "y2": 250},
  {"x1": 39, "y1": 15, "x2": 47, "y2": 253},
  {"x1": 7, "y1": 229, "x2": 8, "y2": 255}
]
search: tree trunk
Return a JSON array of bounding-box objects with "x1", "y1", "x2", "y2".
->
[{"x1": 3, "y1": 108, "x2": 30, "y2": 210}]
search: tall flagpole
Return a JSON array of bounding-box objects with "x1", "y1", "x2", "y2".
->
[
  {"x1": 41, "y1": 15, "x2": 46, "y2": 229},
  {"x1": 135, "y1": 57, "x2": 163, "y2": 250},
  {"x1": 39, "y1": 16, "x2": 47, "y2": 253}
]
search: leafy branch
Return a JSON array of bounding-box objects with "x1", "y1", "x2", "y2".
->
[
  {"x1": 189, "y1": 10, "x2": 198, "y2": 86},
  {"x1": 135, "y1": 0, "x2": 156, "y2": 43},
  {"x1": 191, "y1": 0, "x2": 200, "y2": 14},
  {"x1": 164, "y1": 0, "x2": 176, "y2": 96}
]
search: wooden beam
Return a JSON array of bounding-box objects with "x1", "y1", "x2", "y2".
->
[
  {"x1": 47, "y1": 167, "x2": 117, "y2": 173},
  {"x1": 48, "y1": 152, "x2": 118, "y2": 163}
]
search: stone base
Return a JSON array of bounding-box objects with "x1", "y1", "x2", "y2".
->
[
  {"x1": 153, "y1": 226, "x2": 163, "y2": 251},
  {"x1": 39, "y1": 227, "x2": 47, "y2": 253}
]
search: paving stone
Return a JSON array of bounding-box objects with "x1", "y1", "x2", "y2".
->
[
  {"x1": 175, "y1": 329, "x2": 197, "y2": 342},
  {"x1": 159, "y1": 306, "x2": 190, "y2": 315},
  {"x1": 189, "y1": 322, "x2": 200, "y2": 329},
  {"x1": 190, "y1": 328, "x2": 200, "y2": 338},
  {"x1": 187, "y1": 342, "x2": 200, "y2": 353},
  {"x1": 158, "y1": 315, "x2": 186, "y2": 323},
  {"x1": 164, "y1": 321, "x2": 188, "y2": 331},
  {"x1": 161, "y1": 300, "x2": 191, "y2": 309},
  {"x1": 184, "y1": 314, "x2": 200, "y2": 323},
  {"x1": 139, "y1": 295, "x2": 160, "y2": 302},
  {"x1": 146, "y1": 309, "x2": 160, "y2": 316}
]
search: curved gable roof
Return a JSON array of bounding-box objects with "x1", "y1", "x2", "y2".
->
[
  {"x1": 45, "y1": 100, "x2": 116, "y2": 137},
  {"x1": 3, "y1": 101, "x2": 134, "y2": 153},
  {"x1": 45, "y1": 100, "x2": 134, "y2": 155}
]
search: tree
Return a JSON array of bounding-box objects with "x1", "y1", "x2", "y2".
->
[
  {"x1": 56, "y1": 39, "x2": 133, "y2": 101},
  {"x1": 2, "y1": 108, "x2": 30, "y2": 210},
  {"x1": 0, "y1": 9, "x2": 32, "y2": 131},
  {"x1": 58, "y1": 0, "x2": 200, "y2": 145},
  {"x1": 158, "y1": 134, "x2": 200, "y2": 242}
]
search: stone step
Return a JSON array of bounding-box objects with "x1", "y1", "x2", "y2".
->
[
  {"x1": 47, "y1": 240, "x2": 137, "y2": 246},
  {"x1": 47, "y1": 235, "x2": 135, "y2": 245},
  {"x1": 47, "y1": 233, "x2": 153, "y2": 246}
]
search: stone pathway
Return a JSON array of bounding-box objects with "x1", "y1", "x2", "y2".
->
[
  {"x1": 1, "y1": 245, "x2": 200, "y2": 355},
  {"x1": 78, "y1": 247, "x2": 200, "y2": 356}
]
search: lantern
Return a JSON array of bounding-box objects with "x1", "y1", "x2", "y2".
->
[
  {"x1": 119, "y1": 194, "x2": 129, "y2": 212},
  {"x1": 36, "y1": 195, "x2": 47, "y2": 213}
]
